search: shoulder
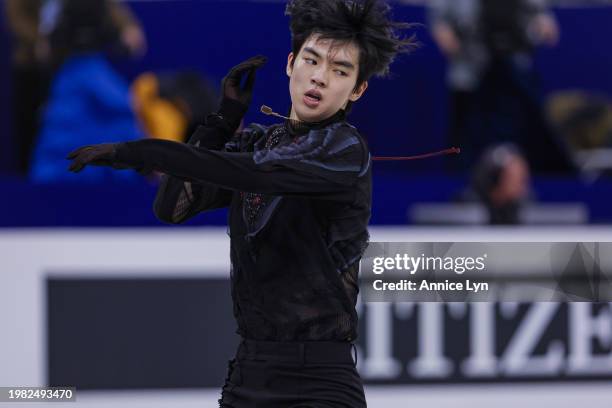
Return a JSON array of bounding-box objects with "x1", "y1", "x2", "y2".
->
[
  {"x1": 305, "y1": 121, "x2": 370, "y2": 169},
  {"x1": 317, "y1": 122, "x2": 369, "y2": 158},
  {"x1": 325, "y1": 122, "x2": 371, "y2": 178},
  {"x1": 254, "y1": 121, "x2": 371, "y2": 178}
]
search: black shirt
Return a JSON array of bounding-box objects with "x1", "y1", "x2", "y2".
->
[{"x1": 113, "y1": 105, "x2": 372, "y2": 341}]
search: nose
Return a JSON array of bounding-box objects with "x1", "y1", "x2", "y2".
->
[{"x1": 310, "y1": 67, "x2": 327, "y2": 88}]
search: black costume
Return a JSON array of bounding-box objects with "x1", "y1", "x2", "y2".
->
[{"x1": 101, "y1": 99, "x2": 371, "y2": 407}]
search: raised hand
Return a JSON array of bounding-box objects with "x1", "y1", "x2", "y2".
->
[{"x1": 221, "y1": 55, "x2": 268, "y2": 107}]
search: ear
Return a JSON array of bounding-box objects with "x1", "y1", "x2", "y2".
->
[
  {"x1": 349, "y1": 81, "x2": 368, "y2": 102},
  {"x1": 286, "y1": 52, "x2": 294, "y2": 77}
]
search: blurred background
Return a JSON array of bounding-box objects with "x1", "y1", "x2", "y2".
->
[{"x1": 1, "y1": 0, "x2": 612, "y2": 407}]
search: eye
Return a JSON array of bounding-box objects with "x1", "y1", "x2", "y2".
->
[
  {"x1": 334, "y1": 70, "x2": 348, "y2": 77},
  {"x1": 304, "y1": 57, "x2": 317, "y2": 65}
]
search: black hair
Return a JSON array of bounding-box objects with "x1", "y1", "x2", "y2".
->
[
  {"x1": 472, "y1": 143, "x2": 524, "y2": 201},
  {"x1": 285, "y1": 0, "x2": 417, "y2": 91}
]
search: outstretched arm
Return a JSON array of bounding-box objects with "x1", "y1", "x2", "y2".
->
[{"x1": 67, "y1": 124, "x2": 369, "y2": 203}]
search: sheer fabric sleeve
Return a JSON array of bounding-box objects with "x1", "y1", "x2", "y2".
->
[{"x1": 152, "y1": 100, "x2": 248, "y2": 224}]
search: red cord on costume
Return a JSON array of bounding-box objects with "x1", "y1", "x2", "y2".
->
[{"x1": 372, "y1": 147, "x2": 461, "y2": 161}]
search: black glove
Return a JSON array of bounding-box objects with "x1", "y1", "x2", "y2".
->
[
  {"x1": 221, "y1": 55, "x2": 267, "y2": 108},
  {"x1": 66, "y1": 143, "x2": 120, "y2": 173}
]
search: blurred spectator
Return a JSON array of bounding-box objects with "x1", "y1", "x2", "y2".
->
[
  {"x1": 466, "y1": 143, "x2": 531, "y2": 224},
  {"x1": 30, "y1": 0, "x2": 145, "y2": 183},
  {"x1": 4, "y1": 0, "x2": 146, "y2": 177},
  {"x1": 49, "y1": 0, "x2": 146, "y2": 64},
  {"x1": 5, "y1": 0, "x2": 52, "y2": 176},
  {"x1": 546, "y1": 91, "x2": 612, "y2": 177},
  {"x1": 547, "y1": 91, "x2": 612, "y2": 151},
  {"x1": 131, "y1": 71, "x2": 219, "y2": 143},
  {"x1": 429, "y1": 0, "x2": 575, "y2": 173}
]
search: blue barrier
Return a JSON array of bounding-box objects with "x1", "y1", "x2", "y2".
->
[{"x1": 2, "y1": 173, "x2": 612, "y2": 226}]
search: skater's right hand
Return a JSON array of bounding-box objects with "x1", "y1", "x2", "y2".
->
[
  {"x1": 221, "y1": 55, "x2": 268, "y2": 107},
  {"x1": 66, "y1": 143, "x2": 120, "y2": 173}
]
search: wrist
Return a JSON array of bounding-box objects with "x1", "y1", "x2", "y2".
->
[
  {"x1": 113, "y1": 142, "x2": 134, "y2": 166},
  {"x1": 218, "y1": 98, "x2": 248, "y2": 130}
]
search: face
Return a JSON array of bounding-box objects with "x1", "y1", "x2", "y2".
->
[
  {"x1": 286, "y1": 34, "x2": 368, "y2": 122},
  {"x1": 491, "y1": 155, "x2": 530, "y2": 205}
]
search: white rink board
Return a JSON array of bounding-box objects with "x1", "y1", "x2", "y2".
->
[{"x1": 1, "y1": 226, "x2": 612, "y2": 407}]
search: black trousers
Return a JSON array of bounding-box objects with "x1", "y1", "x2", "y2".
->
[{"x1": 218, "y1": 339, "x2": 367, "y2": 408}]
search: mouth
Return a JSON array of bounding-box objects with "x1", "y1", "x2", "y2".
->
[{"x1": 303, "y1": 89, "x2": 322, "y2": 108}]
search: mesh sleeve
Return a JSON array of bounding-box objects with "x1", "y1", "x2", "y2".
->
[{"x1": 153, "y1": 174, "x2": 231, "y2": 224}]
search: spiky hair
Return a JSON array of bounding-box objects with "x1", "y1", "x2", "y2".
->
[{"x1": 285, "y1": 0, "x2": 417, "y2": 88}]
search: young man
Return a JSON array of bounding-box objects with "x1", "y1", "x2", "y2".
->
[{"x1": 67, "y1": 0, "x2": 413, "y2": 406}]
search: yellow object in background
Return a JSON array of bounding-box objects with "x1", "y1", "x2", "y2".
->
[{"x1": 131, "y1": 72, "x2": 187, "y2": 143}]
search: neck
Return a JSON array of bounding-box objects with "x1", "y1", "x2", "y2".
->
[
  {"x1": 285, "y1": 107, "x2": 347, "y2": 135},
  {"x1": 288, "y1": 105, "x2": 348, "y2": 124}
]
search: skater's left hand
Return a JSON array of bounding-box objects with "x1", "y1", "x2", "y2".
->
[
  {"x1": 222, "y1": 55, "x2": 268, "y2": 107},
  {"x1": 66, "y1": 143, "x2": 119, "y2": 172}
]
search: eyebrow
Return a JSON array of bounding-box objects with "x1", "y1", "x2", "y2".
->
[{"x1": 303, "y1": 47, "x2": 356, "y2": 70}]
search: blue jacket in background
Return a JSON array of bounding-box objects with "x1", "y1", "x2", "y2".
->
[{"x1": 31, "y1": 53, "x2": 142, "y2": 183}]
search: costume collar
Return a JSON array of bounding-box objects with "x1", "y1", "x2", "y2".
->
[{"x1": 284, "y1": 109, "x2": 347, "y2": 136}]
